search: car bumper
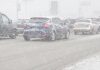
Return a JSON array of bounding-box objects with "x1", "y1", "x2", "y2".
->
[
  {"x1": 23, "y1": 30, "x2": 51, "y2": 39},
  {"x1": 73, "y1": 29, "x2": 91, "y2": 32}
]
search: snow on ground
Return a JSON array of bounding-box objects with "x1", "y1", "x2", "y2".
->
[{"x1": 63, "y1": 53, "x2": 100, "y2": 70}]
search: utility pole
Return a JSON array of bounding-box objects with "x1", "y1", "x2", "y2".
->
[{"x1": 16, "y1": 0, "x2": 21, "y2": 20}]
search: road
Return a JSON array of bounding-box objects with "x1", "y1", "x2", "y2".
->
[{"x1": 0, "y1": 34, "x2": 100, "y2": 70}]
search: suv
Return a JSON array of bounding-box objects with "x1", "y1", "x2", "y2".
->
[
  {"x1": 0, "y1": 13, "x2": 17, "y2": 39},
  {"x1": 23, "y1": 17, "x2": 70, "y2": 41}
]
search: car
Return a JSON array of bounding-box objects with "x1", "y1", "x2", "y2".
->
[
  {"x1": 16, "y1": 19, "x2": 30, "y2": 34},
  {"x1": 91, "y1": 18, "x2": 100, "y2": 32},
  {"x1": 0, "y1": 13, "x2": 17, "y2": 39},
  {"x1": 23, "y1": 17, "x2": 70, "y2": 41},
  {"x1": 73, "y1": 19, "x2": 100, "y2": 35}
]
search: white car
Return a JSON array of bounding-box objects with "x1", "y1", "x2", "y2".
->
[{"x1": 73, "y1": 21, "x2": 100, "y2": 35}]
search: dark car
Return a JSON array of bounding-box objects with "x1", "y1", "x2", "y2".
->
[
  {"x1": 0, "y1": 13, "x2": 17, "y2": 39},
  {"x1": 23, "y1": 17, "x2": 70, "y2": 41}
]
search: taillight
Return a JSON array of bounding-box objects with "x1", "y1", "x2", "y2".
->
[{"x1": 43, "y1": 23, "x2": 49, "y2": 28}]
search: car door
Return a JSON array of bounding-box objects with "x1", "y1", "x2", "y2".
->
[
  {"x1": 54, "y1": 22, "x2": 62, "y2": 34},
  {"x1": 62, "y1": 22, "x2": 67, "y2": 34},
  {"x1": 1, "y1": 14, "x2": 11, "y2": 35},
  {"x1": 56, "y1": 21, "x2": 65, "y2": 38},
  {"x1": 61, "y1": 22, "x2": 68, "y2": 34},
  {"x1": 0, "y1": 14, "x2": 3, "y2": 35}
]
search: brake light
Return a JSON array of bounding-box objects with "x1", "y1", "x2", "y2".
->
[{"x1": 43, "y1": 23, "x2": 49, "y2": 28}]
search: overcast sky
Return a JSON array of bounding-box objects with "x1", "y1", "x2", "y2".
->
[{"x1": 0, "y1": 0, "x2": 100, "y2": 20}]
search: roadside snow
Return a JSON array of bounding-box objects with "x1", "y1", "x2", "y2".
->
[{"x1": 63, "y1": 53, "x2": 100, "y2": 70}]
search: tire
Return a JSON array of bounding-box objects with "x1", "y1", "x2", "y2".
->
[
  {"x1": 23, "y1": 36, "x2": 30, "y2": 41},
  {"x1": 48, "y1": 31, "x2": 56, "y2": 41},
  {"x1": 65, "y1": 31, "x2": 70, "y2": 39},
  {"x1": 9, "y1": 34, "x2": 16, "y2": 39}
]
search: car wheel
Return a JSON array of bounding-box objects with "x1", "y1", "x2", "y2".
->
[
  {"x1": 65, "y1": 31, "x2": 70, "y2": 39},
  {"x1": 48, "y1": 31, "x2": 56, "y2": 41},
  {"x1": 23, "y1": 36, "x2": 30, "y2": 41}
]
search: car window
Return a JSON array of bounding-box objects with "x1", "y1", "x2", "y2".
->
[
  {"x1": 30, "y1": 18, "x2": 49, "y2": 23},
  {"x1": 0, "y1": 14, "x2": 3, "y2": 24},
  {"x1": 2, "y1": 15, "x2": 9, "y2": 24}
]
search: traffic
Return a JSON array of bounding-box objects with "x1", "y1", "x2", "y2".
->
[
  {"x1": 1, "y1": 0, "x2": 100, "y2": 70},
  {"x1": 0, "y1": 12, "x2": 100, "y2": 41}
]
